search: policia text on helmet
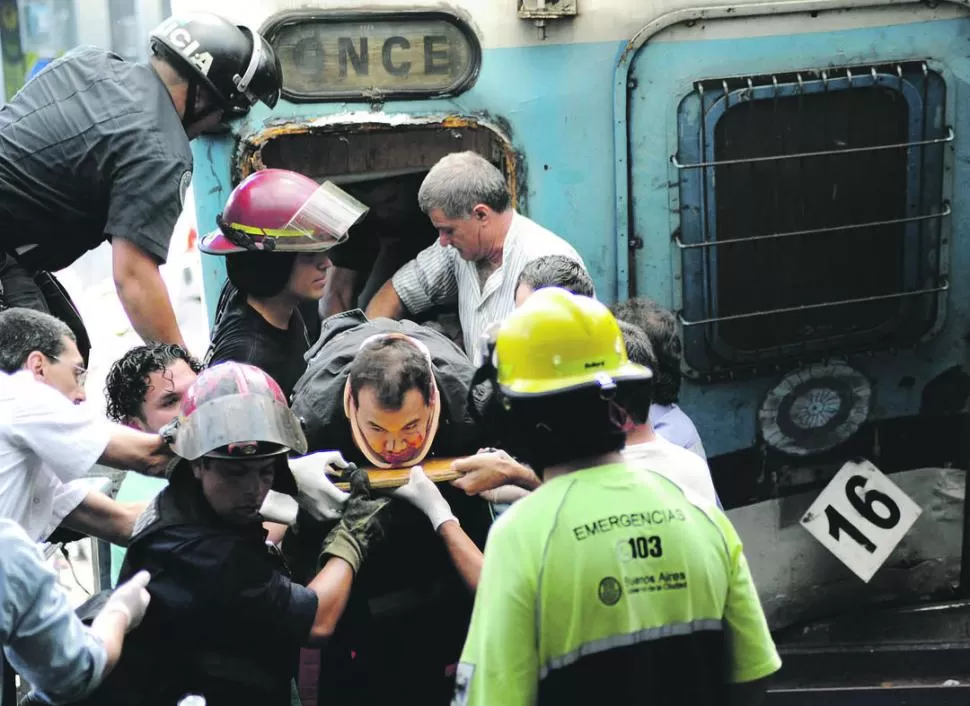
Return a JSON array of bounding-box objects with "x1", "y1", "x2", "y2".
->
[
  {"x1": 149, "y1": 14, "x2": 283, "y2": 136},
  {"x1": 473, "y1": 287, "x2": 654, "y2": 475}
]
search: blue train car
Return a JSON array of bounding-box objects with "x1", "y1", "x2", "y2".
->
[{"x1": 179, "y1": 0, "x2": 970, "y2": 691}]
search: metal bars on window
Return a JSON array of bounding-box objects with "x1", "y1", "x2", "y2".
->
[{"x1": 674, "y1": 62, "x2": 950, "y2": 370}]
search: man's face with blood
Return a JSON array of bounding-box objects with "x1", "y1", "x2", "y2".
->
[{"x1": 353, "y1": 385, "x2": 434, "y2": 466}]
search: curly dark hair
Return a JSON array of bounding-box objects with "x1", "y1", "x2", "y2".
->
[{"x1": 104, "y1": 344, "x2": 202, "y2": 423}]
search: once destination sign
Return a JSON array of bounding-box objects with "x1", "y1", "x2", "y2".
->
[{"x1": 268, "y1": 14, "x2": 480, "y2": 100}]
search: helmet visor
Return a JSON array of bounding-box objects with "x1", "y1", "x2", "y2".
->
[
  {"x1": 279, "y1": 181, "x2": 369, "y2": 251},
  {"x1": 219, "y1": 181, "x2": 369, "y2": 253},
  {"x1": 173, "y1": 393, "x2": 307, "y2": 461}
]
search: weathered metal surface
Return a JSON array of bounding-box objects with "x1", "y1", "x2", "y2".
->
[
  {"x1": 232, "y1": 113, "x2": 521, "y2": 208},
  {"x1": 730, "y1": 467, "x2": 965, "y2": 630}
]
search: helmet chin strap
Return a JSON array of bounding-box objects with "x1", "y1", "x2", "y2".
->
[{"x1": 180, "y1": 79, "x2": 199, "y2": 130}]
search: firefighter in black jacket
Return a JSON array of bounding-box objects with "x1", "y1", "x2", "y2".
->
[{"x1": 72, "y1": 361, "x2": 391, "y2": 706}]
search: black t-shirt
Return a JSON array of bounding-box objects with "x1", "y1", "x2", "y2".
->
[
  {"x1": 0, "y1": 47, "x2": 192, "y2": 271},
  {"x1": 206, "y1": 287, "x2": 311, "y2": 400}
]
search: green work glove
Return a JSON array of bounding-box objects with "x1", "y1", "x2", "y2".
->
[{"x1": 319, "y1": 465, "x2": 390, "y2": 573}]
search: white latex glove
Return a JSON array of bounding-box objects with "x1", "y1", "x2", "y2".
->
[
  {"x1": 259, "y1": 490, "x2": 299, "y2": 526},
  {"x1": 98, "y1": 570, "x2": 152, "y2": 633},
  {"x1": 288, "y1": 451, "x2": 351, "y2": 521},
  {"x1": 393, "y1": 466, "x2": 458, "y2": 532}
]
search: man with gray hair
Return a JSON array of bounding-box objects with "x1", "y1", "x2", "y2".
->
[
  {"x1": 0, "y1": 308, "x2": 172, "y2": 545},
  {"x1": 366, "y1": 151, "x2": 586, "y2": 358}
]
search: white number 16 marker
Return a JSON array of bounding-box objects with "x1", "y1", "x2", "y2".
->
[{"x1": 800, "y1": 459, "x2": 922, "y2": 583}]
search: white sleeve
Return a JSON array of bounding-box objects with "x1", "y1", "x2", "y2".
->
[
  {"x1": 11, "y1": 387, "x2": 111, "y2": 483},
  {"x1": 50, "y1": 479, "x2": 91, "y2": 528}
]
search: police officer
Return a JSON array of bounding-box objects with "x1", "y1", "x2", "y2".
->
[
  {"x1": 0, "y1": 13, "x2": 282, "y2": 360},
  {"x1": 452, "y1": 288, "x2": 781, "y2": 706}
]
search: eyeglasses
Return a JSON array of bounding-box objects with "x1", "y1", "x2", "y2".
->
[{"x1": 52, "y1": 356, "x2": 88, "y2": 386}]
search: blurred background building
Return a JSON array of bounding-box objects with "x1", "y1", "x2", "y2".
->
[{"x1": 0, "y1": 0, "x2": 172, "y2": 101}]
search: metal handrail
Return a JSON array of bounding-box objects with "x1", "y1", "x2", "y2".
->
[
  {"x1": 680, "y1": 279, "x2": 949, "y2": 327},
  {"x1": 671, "y1": 127, "x2": 954, "y2": 170},
  {"x1": 675, "y1": 203, "x2": 951, "y2": 249}
]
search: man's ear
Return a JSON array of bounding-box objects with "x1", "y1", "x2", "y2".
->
[
  {"x1": 191, "y1": 460, "x2": 204, "y2": 481},
  {"x1": 472, "y1": 204, "x2": 490, "y2": 221},
  {"x1": 24, "y1": 350, "x2": 46, "y2": 379},
  {"x1": 343, "y1": 378, "x2": 354, "y2": 420}
]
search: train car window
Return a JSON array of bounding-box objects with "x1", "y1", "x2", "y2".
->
[{"x1": 673, "y1": 63, "x2": 951, "y2": 375}]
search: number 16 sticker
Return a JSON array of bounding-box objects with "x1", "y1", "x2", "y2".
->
[{"x1": 800, "y1": 459, "x2": 922, "y2": 583}]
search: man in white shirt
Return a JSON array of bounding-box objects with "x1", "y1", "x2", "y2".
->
[
  {"x1": 0, "y1": 308, "x2": 172, "y2": 543},
  {"x1": 365, "y1": 151, "x2": 586, "y2": 358}
]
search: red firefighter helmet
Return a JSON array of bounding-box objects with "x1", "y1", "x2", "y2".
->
[
  {"x1": 170, "y1": 361, "x2": 307, "y2": 461},
  {"x1": 199, "y1": 169, "x2": 369, "y2": 255}
]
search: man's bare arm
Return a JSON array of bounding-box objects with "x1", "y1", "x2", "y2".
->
[
  {"x1": 320, "y1": 266, "x2": 360, "y2": 318},
  {"x1": 305, "y1": 558, "x2": 355, "y2": 643},
  {"x1": 99, "y1": 425, "x2": 173, "y2": 477},
  {"x1": 61, "y1": 492, "x2": 146, "y2": 547},
  {"x1": 364, "y1": 280, "x2": 407, "y2": 320},
  {"x1": 112, "y1": 237, "x2": 185, "y2": 347},
  {"x1": 451, "y1": 451, "x2": 542, "y2": 496},
  {"x1": 438, "y1": 520, "x2": 483, "y2": 592}
]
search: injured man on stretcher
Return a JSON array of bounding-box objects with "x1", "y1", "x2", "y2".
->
[{"x1": 277, "y1": 309, "x2": 493, "y2": 706}]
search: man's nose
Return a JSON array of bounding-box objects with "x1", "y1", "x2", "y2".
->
[
  {"x1": 438, "y1": 233, "x2": 451, "y2": 247},
  {"x1": 242, "y1": 477, "x2": 263, "y2": 499},
  {"x1": 73, "y1": 387, "x2": 86, "y2": 404}
]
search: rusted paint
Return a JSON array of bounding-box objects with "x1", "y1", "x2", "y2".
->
[{"x1": 231, "y1": 113, "x2": 523, "y2": 208}]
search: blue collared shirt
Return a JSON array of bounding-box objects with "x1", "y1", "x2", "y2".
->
[
  {"x1": 0, "y1": 519, "x2": 106, "y2": 704},
  {"x1": 649, "y1": 403, "x2": 708, "y2": 460}
]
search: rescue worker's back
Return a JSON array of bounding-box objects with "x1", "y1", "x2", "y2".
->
[
  {"x1": 457, "y1": 462, "x2": 779, "y2": 705},
  {"x1": 453, "y1": 288, "x2": 780, "y2": 705}
]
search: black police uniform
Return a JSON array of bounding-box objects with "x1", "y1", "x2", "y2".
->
[
  {"x1": 72, "y1": 464, "x2": 318, "y2": 706},
  {"x1": 0, "y1": 46, "x2": 192, "y2": 356},
  {"x1": 289, "y1": 310, "x2": 493, "y2": 706}
]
